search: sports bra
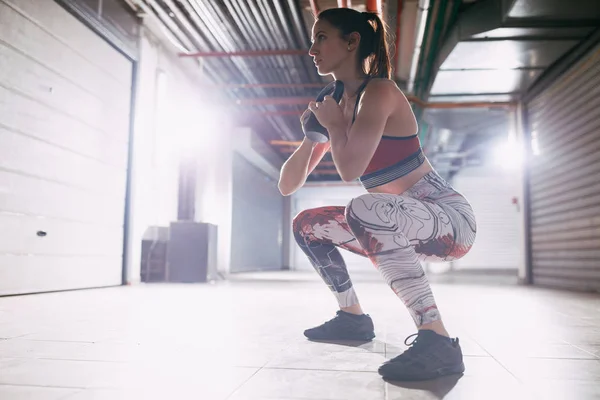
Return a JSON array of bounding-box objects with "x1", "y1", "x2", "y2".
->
[{"x1": 350, "y1": 79, "x2": 425, "y2": 189}]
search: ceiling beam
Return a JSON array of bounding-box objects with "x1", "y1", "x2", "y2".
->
[
  {"x1": 179, "y1": 49, "x2": 308, "y2": 57},
  {"x1": 208, "y1": 83, "x2": 325, "y2": 89},
  {"x1": 238, "y1": 97, "x2": 516, "y2": 109}
]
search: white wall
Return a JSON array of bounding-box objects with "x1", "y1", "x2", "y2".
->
[
  {"x1": 291, "y1": 184, "x2": 372, "y2": 272},
  {"x1": 126, "y1": 28, "x2": 233, "y2": 283},
  {"x1": 194, "y1": 123, "x2": 233, "y2": 275}
]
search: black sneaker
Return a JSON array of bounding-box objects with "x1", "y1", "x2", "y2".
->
[
  {"x1": 304, "y1": 310, "x2": 375, "y2": 341},
  {"x1": 378, "y1": 330, "x2": 465, "y2": 381}
]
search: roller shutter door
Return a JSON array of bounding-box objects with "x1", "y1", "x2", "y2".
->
[
  {"x1": 526, "y1": 43, "x2": 600, "y2": 291},
  {"x1": 0, "y1": 0, "x2": 132, "y2": 295}
]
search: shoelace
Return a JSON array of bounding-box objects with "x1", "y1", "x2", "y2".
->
[
  {"x1": 404, "y1": 333, "x2": 419, "y2": 347},
  {"x1": 320, "y1": 313, "x2": 343, "y2": 329},
  {"x1": 390, "y1": 333, "x2": 427, "y2": 362}
]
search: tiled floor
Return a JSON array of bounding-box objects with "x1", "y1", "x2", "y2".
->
[{"x1": 0, "y1": 270, "x2": 599, "y2": 399}]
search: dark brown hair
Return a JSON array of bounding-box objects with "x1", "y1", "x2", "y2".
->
[{"x1": 317, "y1": 8, "x2": 392, "y2": 79}]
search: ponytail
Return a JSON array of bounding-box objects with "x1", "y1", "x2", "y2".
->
[
  {"x1": 317, "y1": 8, "x2": 392, "y2": 79},
  {"x1": 362, "y1": 12, "x2": 392, "y2": 79}
]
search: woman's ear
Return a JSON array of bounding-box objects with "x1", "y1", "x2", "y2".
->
[{"x1": 347, "y1": 32, "x2": 361, "y2": 51}]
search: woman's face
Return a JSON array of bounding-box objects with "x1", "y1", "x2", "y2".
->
[{"x1": 309, "y1": 19, "x2": 353, "y2": 76}]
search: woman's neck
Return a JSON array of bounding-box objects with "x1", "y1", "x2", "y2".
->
[{"x1": 335, "y1": 76, "x2": 369, "y2": 100}]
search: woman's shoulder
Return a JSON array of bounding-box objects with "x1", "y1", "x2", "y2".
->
[{"x1": 365, "y1": 78, "x2": 401, "y2": 95}]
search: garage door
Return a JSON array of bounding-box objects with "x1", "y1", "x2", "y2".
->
[
  {"x1": 0, "y1": 0, "x2": 132, "y2": 295},
  {"x1": 526, "y1": 43, "x2": 600, "y2": 291}
]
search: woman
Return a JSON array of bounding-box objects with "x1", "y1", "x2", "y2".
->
[{"x1": 278, "y1": 8, "x2": 477, "y2": 381}]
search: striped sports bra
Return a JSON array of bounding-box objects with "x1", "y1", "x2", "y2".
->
[{"x1": 351, "y1": 79, "x2": 425, "y2": 189}]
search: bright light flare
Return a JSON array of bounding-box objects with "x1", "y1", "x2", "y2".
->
[{"x1": 493, "y1": 137, "x2": 524, "y2": 171}]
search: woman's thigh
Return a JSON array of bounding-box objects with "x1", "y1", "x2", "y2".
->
[{"x1": 345, "y1": 191, "x2": 476, "y2": 262}]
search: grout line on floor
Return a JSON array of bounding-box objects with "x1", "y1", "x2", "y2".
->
[
  {"x1": 465, "y1": 336, "x2": 522, "y2": 383},
  {"x1": 569, "y1": 343, "x2": 600, "y2": 359},
  {"x1": 34, "y1": 357, "x2": 128, "y2": 364},
  {"x1": 18, "y1": 338, "x2": 98, "y2": 344},
  {"x1": 0, "y1": 382, "x2": 86, "y2": 390},
  {"x1": 258, "y1": 366, "x2": 379, "y2": 373},
  {"x1": 224, "y1": 366, "x2": 266, "y2": 400}
]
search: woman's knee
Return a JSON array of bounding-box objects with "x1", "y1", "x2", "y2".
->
[{"x1": 292, "y1": 209, "x2": 311, "y2": 243}]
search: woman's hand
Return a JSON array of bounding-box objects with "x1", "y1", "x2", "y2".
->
[{"x1": 307, "y1": 95, "x2": 345, "y2": 131}]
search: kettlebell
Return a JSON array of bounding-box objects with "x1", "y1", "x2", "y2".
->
[{"x1": 301, "y1": 80, "x2": 345, "y2": 143}]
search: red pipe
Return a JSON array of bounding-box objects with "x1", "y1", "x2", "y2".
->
[
  {"x1": 211, "y1": 83, "x2": 324, "y2": 89},
  {"x1": 250, "y1": 111, "x2": 304, "y2": 116},
  {"x1": 237, "y1": 97, "x2": 314, "y2": 106},
  {"x1": 239, "y1": 95, "x2": 419, "y2": 106},
  {"x1": 309, "y1": 0, "x2": 319, "y2": 16},
  {"x1": 179, "y1": 49, "x2": 307, "y2": 58},
  {"x1": 366, "y1": 0, "x2": 382, "y2": 14},
  {"x1": 337, "y1": 0, "x2": 350, "y2": 7},
  {"x1": 241, "y1": 98, "x2": 514, "y2": 109}
]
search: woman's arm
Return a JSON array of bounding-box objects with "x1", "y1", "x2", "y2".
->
[
  {"x1": 278, "y1": 138, "x2": 331, "y2": 196},
  {"x1": 327, "y1": 80, "x2": 398, "y2": 181}
]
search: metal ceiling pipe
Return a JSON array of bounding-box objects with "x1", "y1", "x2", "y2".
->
[
  {"x1": 366, "y1": 0, "x2": 382, "y2": 14},
  {"x1": 254, "y1": 0, "x2": 305, "y2": 91},
  {"x1": 198, "y1": 0, "x2": 296, "y2": 140},
  {"x1": 426, "y1": 101, "x2": 516, "y2": 109},
  {"x1": 239, "y1": 97, "x2": 515, "y2": 108},
  {"x1": 250, "y1": 110, "x2": 306, "y2": 116},
  {"x1": 285, "y1": 0, "x2": 312, "y2": 49},
  {"x1": 407, "y1": 0, "x2": 431, "y2": 93},
  {"x1": 267, "y1": 0, "x2": 295, "y2": 45},
  {"x1": 145, "y1": 0, "x2": 195, "y2": 51},
  {"x1": 161, "y1": 0, "x2": 209, "y2": 50},
  {"x1": 237, "y1": 97, "x2": 314, "y2": 106},
  {"x1": 179, "y1": 49, "x2": 308, "y2": 57},
  {"x1": 284, "y1": 0, "x2": 321, "y2": 83},
  {"x1": 248, "y1": 0, "x2": 313, "y2": 139},
  {"x1": 191, "y1": 1, "x2": 237, "y2": 51},
  {"x1": 232, "y1": 0, "x2": 300, "y2": 139},
  {"x1": 143, "y1": 0, "x2": 225, "y2": 82},
  {"x1": 159, "y1": 0, "x2": 238, "y2": 82},
  {"x1": 175, "y1": 0, "x2": 253, "y2": 83},
  {"x1": 338, "y1": 0, "x2": 351, "y2": 7},
  {"x1": 212, "y1": 83, "x2": 324, "y2": 88},
  {"x1": 272, "y1": 0, "x2": 316, "y2": 85},
  {"x1": 189, "y1": 0, "x2": 268, "y2": 97},
  {"x1": 229, "y1": 0, "x2": 289, "y2": 92},
  {"x1": 221, "y1": 0, "x2": 274, "y2": 93},
  {"x1": 238, "y1": 94, "x2": 419, "y2": 106},
  {"x1": 210, "y1": 2, "x2": 282, "y2": 95}
]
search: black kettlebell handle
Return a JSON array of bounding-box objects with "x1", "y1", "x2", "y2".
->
[
  {"x1": 302, "y1": 80, "x2": 345, "y2": 143},
  {"x1": 316, "y1": 80, "x2": 345, "y2": 102}
]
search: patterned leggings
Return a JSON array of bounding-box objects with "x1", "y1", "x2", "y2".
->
[{"x1": 293, "y1": 172, "x2": 477, "y2": 327}]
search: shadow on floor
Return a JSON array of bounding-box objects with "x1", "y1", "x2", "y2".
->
[{"x1": 385, "y1": 374, "x2": 464, "y2": 399}]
